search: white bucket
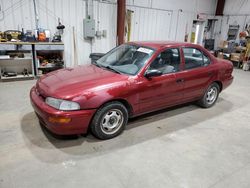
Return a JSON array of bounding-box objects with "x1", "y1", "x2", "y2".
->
[{"x1": 243, "y1": 62, "x2": 250, "y2": 71}]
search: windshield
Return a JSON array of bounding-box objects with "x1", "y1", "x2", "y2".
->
[{"x1": 95, "y1": 44, "x2": 155, "y2": 75}]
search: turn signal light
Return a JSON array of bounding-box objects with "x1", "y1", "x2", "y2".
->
[{"x1": 48, "y1": 117, "x2": 71, "y2": 123}]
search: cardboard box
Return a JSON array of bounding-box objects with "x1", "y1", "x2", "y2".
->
[
  {"x1": 235, "y1": 46, "x2": 247, "y2": 52},
  {"x1": 219, "y1": 41, "x2": 228, "y2": 49},
  {"x1": 230, "y1": 53, "x2": 243, "y2": 62},
  {"x1": 217, "y1": 52, "x2": 224, "y2": 59}
]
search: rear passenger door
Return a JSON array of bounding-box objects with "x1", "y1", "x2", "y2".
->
[{"x1": 179, "y1": 47, "x2": 213, "y2": 101}]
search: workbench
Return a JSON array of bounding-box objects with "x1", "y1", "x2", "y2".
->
[{"x1": 0, "y1": 42, "x2": 64, "y2": 81}]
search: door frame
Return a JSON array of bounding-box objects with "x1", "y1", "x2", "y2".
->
[{"x1": 136, "y1": 46, "x2": 186, "y2": 114}]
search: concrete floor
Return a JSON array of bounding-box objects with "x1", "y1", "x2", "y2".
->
[{"x1": 0, "y1": 69, "x2": 250, "y2": 188}]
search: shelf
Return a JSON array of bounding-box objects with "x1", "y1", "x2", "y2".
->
[
  {"x1": 0, "y1": 42, "x2": 64, "y2": 78},
  {"x1": 0, "y1": 42, "x2": 63, "y2": 45},
  {"x1": 35, "y1": 45, "x2": 64, "y2": 51},
  {"x1": 0, "y1": 57, "x2": 32, "y2": 60},
  {"x1": 0, "y1": 74, "x2": 34, "y2": 81},
  {"x1": 37, "y1": 66, "x2": 63, "y2": 76},
  {"x1": 38, "y1": 66, "x2": 62, "y2": 69}
]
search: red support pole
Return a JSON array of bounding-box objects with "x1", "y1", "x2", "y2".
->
[
  {"x1": 215, "y1": 0, "x2": 225, "y2": 16},
  {"x1": 117, "y1": 0, "x2": 126, "y2": 45}
]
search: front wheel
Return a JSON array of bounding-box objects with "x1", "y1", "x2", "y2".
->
[
  {"x1": 90, "y1": 102, "x2": 128, "y2": 140},
  {"x1": 198, "y1": 83, "x2": 220, "y2": 108}
]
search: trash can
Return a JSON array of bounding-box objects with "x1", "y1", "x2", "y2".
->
[{"x1": 89, "y1": 53, "x2": 105, "y2": 63}]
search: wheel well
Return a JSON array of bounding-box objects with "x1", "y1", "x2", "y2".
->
[
  {"x1": 101, "y1": 99, "x2": 133, "y2": 117},
  {"x1": 214, "y1": 81, "x2": 223, "y2": 92},
  {"x1": 87, "y1": 99, "x2": 133, "y2": 134}
]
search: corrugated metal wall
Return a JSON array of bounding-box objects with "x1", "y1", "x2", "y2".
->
[
  {"x1": 0, "y1": 0, "x2": 117, "y2": 67},
  {"x1": 126, "y1": 0, "x2": 217, "y2": 43},
  {"x1": 126, "y1": 5, "x2": 196, "y2": 43},
  {"x1": 213, "y1": 0, "x2": 250, "y2": 48},
  {"x1": 0, "y1": 0, "x2": 218, "y2": 67},
  {"x1": 174, "y1": 11, "x2": 196, "y2": 42},
  {"x1": 223, "y1": 0, "x2": 250, "y2": 15},
  {"x1": 127, "y1": 6, "x2": 172, "y2": 41}
]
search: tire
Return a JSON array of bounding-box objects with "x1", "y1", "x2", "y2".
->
[
  {"x1": 90, "y1": 101, "x2": 128, "y2": 140},
  {"x1": 198, "y1": 82, "x2": 220, "y2": 108}
]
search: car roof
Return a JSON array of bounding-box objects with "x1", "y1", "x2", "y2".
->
[{"x1": 128, "y1": 41, "x2": 202, "y2": 50}]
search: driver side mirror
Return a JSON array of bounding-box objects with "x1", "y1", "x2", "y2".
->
[{"x1": 145, "y1": 69, "x2": 163, "y2": 78}]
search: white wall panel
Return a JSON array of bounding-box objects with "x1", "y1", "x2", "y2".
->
[
  {"x1": 92, "y1": 1, "x2": 117, "y2": 54},
  {"x1": 0, "y1": 0, "x2": 35, "y2": 30},
  {"x1": 224, "y1": 0, "x2": 250, "y2": 15},
  {"x1": 0, "y1": 0, "x2": 117, "y2": 67},
  {"x1": 152, "y1": 0, "x2": 217, "y2": 14},
  {"x1": 133, "y1": 0, "x2": 152, "y2": 8},
  {"x1": 213, "y1": 14, "x2": 250, "y2": 48},
  {"x1": 174, "y1": 11, "x2": 196, "y2": 42},
  {"x1": 127, "y1": 0, "x2": 217, "y2": 43},
  {"x1": 196, "y1": 0, "x2": 217, "y2": 15},
  {"x1": 127, "y1": 5, "x2": 172, "y2": 41},
  {"x1": 0, "y1": 0, "x2": 218, "y2": 67},
  {"x1": 214, "y1": 0, "x2": 250, "y2": 48}
]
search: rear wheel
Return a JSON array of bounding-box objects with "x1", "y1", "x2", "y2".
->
[
  {"x1": 90, "y1": 102, "x2": 128, "y2": 140},
  {"x1": 198, "y1": 83, "x2": 220, "y2": 108}
]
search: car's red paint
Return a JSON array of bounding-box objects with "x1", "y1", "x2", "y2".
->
[
  {"x1": 30, "y1": 41, "x2": 233, "y2": 135},
  {"x1": 30, "y1": 87, "x2": 96, "y2": 134}
]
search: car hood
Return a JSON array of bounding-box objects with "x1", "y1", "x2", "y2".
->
[{"x1": 36, "y1": 64, "x2": 129, "y2": 99}]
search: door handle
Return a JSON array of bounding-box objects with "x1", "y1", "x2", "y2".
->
[{"x1": 176, "y1": 78, "x2": 184, "y2": 83}]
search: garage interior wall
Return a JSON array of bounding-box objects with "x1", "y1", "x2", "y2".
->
[
  {"x1": 0, "y1": 0, "x2": 218, "y2": 67},
  {"x1": 214, "y1": 0, "x2": 250, "y2": 47},
  {"x1": 126, "y1": 0, "x2": 217, "y2": 42},
  {"x1": 0, "y1": 0, "x2": 117, "y2": 67}
]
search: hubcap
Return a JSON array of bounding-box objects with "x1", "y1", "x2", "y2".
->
[
  {"x1": 100, "y1": 109, "x2": 124, "y2": 135},
  {"x1": 206, "y1": 86, "x2": 218, "y2": 105}
]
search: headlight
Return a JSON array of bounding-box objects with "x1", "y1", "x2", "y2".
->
[{"x1": 45, "y1": 97, "x2": 80, "y2": 111}]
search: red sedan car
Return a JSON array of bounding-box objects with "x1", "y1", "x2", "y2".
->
[{"x1": 30, "y1": 41, "x2": 233, "y2": 139}]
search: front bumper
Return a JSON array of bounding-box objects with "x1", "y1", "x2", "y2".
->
[{"x1": 30, "y1": 87, "x2": 96, "y2": 135}]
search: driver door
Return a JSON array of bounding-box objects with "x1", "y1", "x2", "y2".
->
[{"x1": 137, "y1": 48, "x2": 184, "y2": 114}]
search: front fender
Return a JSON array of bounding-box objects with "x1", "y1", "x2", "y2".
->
[{"x1": 73, "y1": 80, "x2": 136, "y2": 110}]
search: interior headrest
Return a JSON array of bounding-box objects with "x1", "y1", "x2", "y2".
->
[{"x1": 161, "y1": 51, "x2": 173, "y2": 59}]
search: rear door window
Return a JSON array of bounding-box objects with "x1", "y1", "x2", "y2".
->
[{"x1": 183, "y1": 48, "x2": 210, "y2": 70}]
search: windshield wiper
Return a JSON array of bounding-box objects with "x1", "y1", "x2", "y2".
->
[
  {"x1": 91, "y1": 61, "x2": 102, "y2": 67},
  {"x1": 92, "y1": 62, "x2": 121, "y2": 74},
  {"x1": 104, "y1": 65, "x2": 121, "y2": 74}
]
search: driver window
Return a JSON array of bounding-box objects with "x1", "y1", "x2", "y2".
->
[{"x1": 149, "y1": 48, "x2": 180, "y2": 74}]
